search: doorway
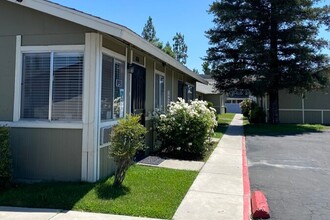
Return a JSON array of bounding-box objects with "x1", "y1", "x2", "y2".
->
[{"x1": 131, "y1": 64, "x2": 146, "y2": 125}]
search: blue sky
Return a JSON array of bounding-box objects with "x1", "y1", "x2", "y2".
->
[
  {"x1": 50, "y1": 0, "x2": 215, "y2": 74},
  {"x1": 50, "y1": 0, "x2": 329, "y2": 73}
]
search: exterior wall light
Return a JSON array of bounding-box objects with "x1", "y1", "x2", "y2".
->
[{"x1": 127, "y1": 63, "x2": 134, "y2": 74}]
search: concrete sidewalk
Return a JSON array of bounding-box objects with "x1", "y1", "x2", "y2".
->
[
  {"x1": 0, "y1": 206, "x2": 164, "y2": 220},
  {"x1": 173, "y1": 114, "x2": 246, "y2": 220}
]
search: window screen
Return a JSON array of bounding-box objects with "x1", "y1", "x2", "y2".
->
[
  {"x1": 21, "y1": 52, "x2": 83, "y2": 121},
  {"x1": 101, "y1": 55, "x2": 114, "y2": 121},
  {"x1": 21, "y1": 53, "x2": 50, "y2": 119},
  {"x1": 52, "y1": 53, "x2": 83, "y2": 121},
  {"x1": 155, "y1": 74, "x2": 165, "y2": 112}
]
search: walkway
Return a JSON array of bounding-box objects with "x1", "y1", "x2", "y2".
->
[
  {"x1": 173, "y1": 114, "x2": 248, "y2": 219},
  {"x1": 0, "y1": 206, "x2": 163, "y2": 220}
]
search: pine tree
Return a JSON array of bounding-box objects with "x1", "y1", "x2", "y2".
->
[
  {"x1": 173, "y1": 32, "x2": 188, "y2": 64},
  {"x1": 193, "y1": 68, "x2": 199, "y2": 74},
  {"x1": 202, "y1": 61, "x2": 211, "y2": 75},
  {"x1": 142, "y1": 16, "x2": 163, "y2": 49},
  {"x1": 206, "y1": 0, "x2": 329, "y2": 123},
  {"x1": 142, "y1": 16, "x2": 157, "y2": 42},
  {"x1": 163, "y1": 41, "x2": 175, "y2": 58}
]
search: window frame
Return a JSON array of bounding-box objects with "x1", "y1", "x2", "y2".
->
[
  {"x1": 13, "y1": 44, "x2": 85, "y2": 128},
  {"x1": 184, "y1": 82, "x2": 195, "y2": 102},
  {"x1": 154, "y1": 70, "x2": 166, "y2": 112},
  {"x1": 98, "y1": 47, "x2": 127, "y2": 147}
]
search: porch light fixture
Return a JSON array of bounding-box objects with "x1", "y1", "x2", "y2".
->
[{"x1": 127, "y1": 63, "x2": 134, "y2": 74}]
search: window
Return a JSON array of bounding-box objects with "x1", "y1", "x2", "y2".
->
[
  {"x1": 178, "y1": 80, "x2": 194, "y2": 102},
  {"x1": 100, "y1": 54, "x2": 125, "y2": 122},
  {"x1": 21, "y1": 52, "x2": 83, "y2": 121},
  {"x1": 100, "y1": 53, "x2": 126, "y2": 146},
  {"x1": 185, "y1": 83, "x2": 194, "y2": 101},
  {"x1": 155, "y1": 73, "x2": 165, "y2": 112},
  {"x1": 178, "y1": 80, "x2": 184, "y2": 98}
]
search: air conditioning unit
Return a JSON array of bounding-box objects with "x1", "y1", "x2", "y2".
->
[{"x1": 100, "y1": 126, "x2": 112, "y2": 145}]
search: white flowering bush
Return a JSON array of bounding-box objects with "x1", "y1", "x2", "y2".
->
[{"x1": 156, "y1": 98, "x2": 217, "y2": 159}]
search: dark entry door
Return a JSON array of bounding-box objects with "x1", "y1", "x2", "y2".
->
[{"x1": 131, "y1": 64, "x2": 146, "y2": 125}]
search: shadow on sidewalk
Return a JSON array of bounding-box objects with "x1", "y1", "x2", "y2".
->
[{"x1": 223, "y1": 125, "x2": 244, "y2": 136}]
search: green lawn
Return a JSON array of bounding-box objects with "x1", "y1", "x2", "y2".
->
[
  {"x1": 244, "y1": 122, "x2": 328, "y2": 136},
  {"x1": 0, "y1": 165, "x2": 197, "y2": 219},
  {"x1": 213, "y1": 113, "x2": 236, "y2": 139}
]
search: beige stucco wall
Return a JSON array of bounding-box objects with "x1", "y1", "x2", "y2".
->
[
  {"x1": 103, "y1": 36, "x2": 126, "y2": 56},
  {"x1": 0, "y1": 1, "x2": 91, "y2": 45},
  {"x1": 277, "y1": 88, "x2": 330, "y2": 124},
  {"x1": 304, "y1": 88, "x2": 330, "y2": 110},
  {"x1": 204, "y1": 94, "x2": 221, "y2": 113},
  {"x1": 0, "y1": 36, "x2": 16, "y2": 120},
  {"x1": 145, "y1": 57, "x2": 155, "y2": 115},
  {"x1": 11, "y1": 128, "x2": 82, "y2": 181}
]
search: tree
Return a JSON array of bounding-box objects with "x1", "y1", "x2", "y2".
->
[
  {"x1": 109, "y1": 115, "x2": 147, "y2": 186},
  {"x1": 142, "y1": 16, "x2": 163, "y2": 49},
  {"x1": 173, "y1": 32, "x2": 188, "y2": 64},
  {"x1": 163, "y1": 41, "x2": 175, "y2": 58},
  {"x1": 192, "y1": 68, "x2": 199, "y2": 74},
  {"x1": 142, "y1": 16, "x2": 157, "y2": 42},
  {"x1": 206, "y1": 0, "x2": 329, "y2": 124},
  {"x1": 202, "y1": 61, "x2": 211, "y2": 75}
]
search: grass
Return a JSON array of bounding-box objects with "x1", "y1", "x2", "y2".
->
[
  {"x1": 244, "y1": 122, "x2": 328, "y2": 136},
  {"x1": 213, "y1": 113, "x2": 236, "y2": 139},
  {"x1": 0, "y1": 165, "x2": 198, "y2": 219}
]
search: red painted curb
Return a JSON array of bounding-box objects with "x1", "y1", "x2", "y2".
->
[
  {"x1": 242, "y1": 136, "x2": 251, "y2": 220},
  {"x1": 251, "y1": 191, "x2": 270, "y2": 219}
]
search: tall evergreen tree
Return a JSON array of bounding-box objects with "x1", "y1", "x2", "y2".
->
[
  {"x1": 202, "y1": 61, "x2": 211, "y2": 75},
  {"x1": 142, "y1": 16, "x2": 162, "y2": 49},
  {"x1": 142, "y1": 16, "x2": 157, "y2": 42},
  {"x1": 206, "y1": 0, "x2": 329, "y2": 123},
  {"x1": 173, "y1": 32, "x2": 188, "y2": 64},
  {"x1": 163, "y1": 41, "x2": 175, "y2": 58}
]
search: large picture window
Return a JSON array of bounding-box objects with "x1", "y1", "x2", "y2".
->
[
  {"x1": 155, "y1": 73, "x2": 165, "y2": 112},
  {"x1": 100, "y1": 54, "x2": 126, "y2": 122},
  {"x1": 21, "y1": 52, "x2": 83, "y2": 121}
]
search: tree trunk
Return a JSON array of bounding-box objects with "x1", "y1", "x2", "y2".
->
[
  {"x1": 268, "y1": 90, "x2": 280, "y2": 124},
  {"x1": 113, "y1": 159, "x2": 131, "y2": 187}
]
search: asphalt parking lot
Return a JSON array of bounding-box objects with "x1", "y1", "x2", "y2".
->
[{"x1": 247, "y1": 130, "x2": 330, "y2": 220}]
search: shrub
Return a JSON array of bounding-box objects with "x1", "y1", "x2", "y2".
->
[
  {"x1": 156, "y1": 98, "x2": 217, "y2": 159},
  {"x1": 249, "y1": 106, "x2": 266, "y2": 123},
  {"x1": 0, "y1": 127, "x2": 12, "y2": 189},
  {"x1": 240, "y1": 99, "x2": 253, "y2": 117},
  {"x1": 206, "y1": 101, "x2": 214, "y2": 108},
  {"x1": 109, "y1": 114, "x2": 147, "y2": 186}
]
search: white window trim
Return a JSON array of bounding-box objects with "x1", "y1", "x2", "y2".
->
[
  {"x1": 98, "y1": 47, "x2": 127, "y2": 147},
  {"x1": 131, "y1": 50, "x2": 146, "y2": 68},
  {"x1": 154, "y1": 70, "x2": 166, "y2": 112},
  {"x1": 102, "y1": 47, "x2": 126, "y2": 61},
  {"x1": 13, "y1": 39, "x2": 85, "y2": 128},
  {"x1": 0, "y1": 121, "x2": 83, "y2": 129}
]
